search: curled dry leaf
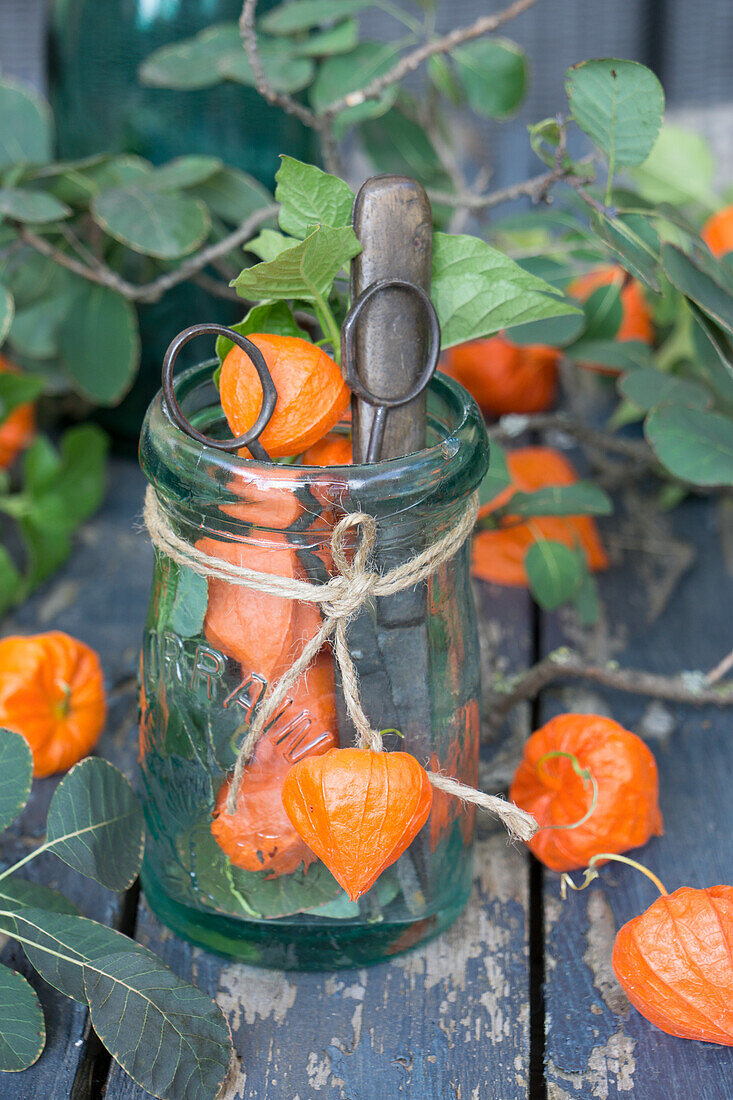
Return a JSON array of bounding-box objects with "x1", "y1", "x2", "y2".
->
[
  {"x1": 510, "y1": 713, "x2": 663, "y2": 871},
  {"x1": 281, "y1": 747, "x2": 433, "y2": 901},
  {"x1": 613, "y1": 884, "x2": 733, "y2": 1045}
]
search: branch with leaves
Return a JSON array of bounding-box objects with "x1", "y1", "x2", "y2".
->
[{"x1": 0, "y1": 729, "x2": 232, "y2": 1096}]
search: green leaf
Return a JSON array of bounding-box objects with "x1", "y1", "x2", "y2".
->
[
  {"x1": 565, "y1": 338, "x2": 653, "y2": 372},
  {"x1": 276, "y1": 155, "x2": 354, "y2": 238},
  {"x1": 0, "y1": 79, "x2": 52, "y2": 169},
  {"x1": 8, "y1": 287, "x2": 78, "y2": 361},
  {"x1": 428, "y1": 55, "x2": 464, "y2": 106},
  {"x1": 0, "y1": 875, "x2": 80, "y2": 918},
  {"x1": 566, "y1": 59, "x2": 664, "y2": 167},
  {"x1": 645, "y1": 404, "x2": 733, "y2": 487},
  {"x1": 169, "y1": 566, "x2": 209, "y2": 638},
  {"x1": 227, "y1": 858, "x2": 342, "y2": 918},
  {"x1": 590, "y1": 210, "x2": 662, "y2": 292},
  {"x1": 262, "y1": 0, "x2": 373, "y2": 34},
  {"x1": 46, "y1": 758, "x2": 144, "y2": 892},
  {"x1": 138, "y1": 24, "x2": 241, "y2": 90},
  {"x1": 431, "y1": 232, "x2": 579, "y2": 349},
  {"x1": 0, "y1": 548, "x2": 21, "y2": 617},
  {"x1": 630, "y1": 124, "x2": 717, "y2": 207},
  {"x1": 689, "y1": 309, "x2": 733, "y2": 406},
  {"x1": 50, "y1": 155, "x2": 153, "y2": 206},
  {"x1": 0, "y1": 188, "x2": 70, "y2": 224},
  {"x1": 231, "y1": 223, "x2": 361, "y2": 302},
  {"x1": 216, "y1": 301, "x2": 307, "y2": 363},
  {"x1": 477, "y1": 440, "x2": 511, "y2": 507},
  {"x1": 310, "y1": 43, "x2": 400, "y2": 134},
  {"x1": 452, "y1": 38, "x2": 527, "y2": 118},
  {"x1": 247, "y1": 228, "x2": 300, "y2": 261},
  {"x1": 193, "y1": 168, "x2": 273, "y2": 225},
  {"x1": 92, "y1": 185, "x2": 210, "y2": 259},
  {"x1": 580, "y1": 282, "x2": 623, "y2": 340},
  {"x1": 525, "y1": 540, "x2": 582, "y2": 610},
  {"x1": 291, "y1": 18, "x2": 359, "y2": 57},
  {"x1": 58, "y1": 285, "x2": 140, "y2": 404},
  {"x1": 22, "y1": 434, "x2": 62, "y2": 494},
  {"x1": 2, "y1": 908, "x2": 231, "y2": 1097},
  {"x1": 148, "y1": 156, "x2": 223, "y2": 191},
  {"x1": 505, "y1": 310, "x2": 585, "y2": 347},
  {"x1": 507, "y1": 482, "x2": 612, "y2": 518},
  {"x1": 618, "y1": 368, "x2": 712, "y2": 411},
  {"x1": 217, "y1": 38, "x2": 315, "y2": 93},
  {"x1": 662, "y1": 243, "x2": 733, "y2": 338},
  {"x1": 0, "y1": 729, "x2": 32, "y2": 834},
  {"x1": 0, "y1": 372, "x2": 43, "y2": 421},
  {"x1": 361, "y1": 106, "x2": 450, "y2": 191},
  {"x1": 0, "y1": 285, "x2": 13, "y2": 344},
  {"x1": 0, "y1": 966, "x2": 44, "y2": 1071},
  {"x1": 573, "y1": 563, "x2": 600, "y2": 626}
]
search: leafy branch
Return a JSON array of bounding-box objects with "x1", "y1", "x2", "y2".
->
[{"x1": 0, "y1": 730, "x2": 231, "y2": 1098}]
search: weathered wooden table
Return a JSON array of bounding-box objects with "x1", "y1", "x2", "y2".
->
[{"x1": 1, "y1": 457, "x2": 731, "y2": 1099}]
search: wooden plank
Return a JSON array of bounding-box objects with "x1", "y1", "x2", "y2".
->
[
  {"x1": 103, "y1": 577, "x2": 535, "y2": 1099},
  {"x1": 540, "y1": 496, "x2": 733, "y2": 1098},
  {"x1": 0, "y1": 459, "x2": 152, "y2": 1099},
  {"x1": 103, "y1": 820, "x2": 530, "y2": 1100}
]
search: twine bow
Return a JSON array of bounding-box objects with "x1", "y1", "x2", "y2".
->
[{"x1": 143, "y1": 486, "x2": 538, "y2": 841}]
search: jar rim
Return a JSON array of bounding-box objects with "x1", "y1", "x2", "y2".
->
[{"x1": 140, "y1": 359, "x2": 489, "y2": 526}]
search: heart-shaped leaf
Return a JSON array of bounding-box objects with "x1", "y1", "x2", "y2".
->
[
  {"x1": 525, "y1": 540, "x2": 582, "y2": 610},
  {"x1": 0, "y1": 965, "x2": 44, "y2": 1071},
  {"x1": 231, "y1": 223, "x2": 361, "y2": 302},
  {"x1": 262, "y1": 0, "x2": 373, "y2": 34},
  {"x1": 0, "y1": 79, "x2": 52, "y2": 169},
  {"x1": 618, "y1": 368, "x2": 712, "y2": 411},
  {"x1": 46, "y1": 758, "x2": 144, "y2": 891},
  {"x1": 276, "y1": 155, "x2": 354, "y2": 238},
  {"x1": 452, "y1": 37, "x2": 527, "y2": 118},
  {"x1": 645, "y1": 404, "x2": 733, "y2": 487},
  {"x1": 282, "y1": 747, "x2": 433, "y2": 900},
  {"x1": 0, "y1": 729, "x2": 32, "y2": 835},
  {"x1": 0, "y1": 908, "x2": 231, "y2": 1098},
  {"x1": 0, "y1": 187, "x2": 70, "y2": 224},
  {"x1": 431, "y1": 232, "x2": 579, "y2": 348},
  {"x1": 58, "y1": 284, "x2": 140, "y2": 405},
  {"x1": 92, "y1": 185, "x2": 210, "y2": 259},
  {"x1": 566, "y1": 59, "x2": 664, "y2": 168}
]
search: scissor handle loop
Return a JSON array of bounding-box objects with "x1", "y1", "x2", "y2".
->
[
  {"x1": 341, "y1": 279, "x2": 441, "y2": 409},
  {"x1": 161, "y1": 323, "x2": 276, "y2": 461}
]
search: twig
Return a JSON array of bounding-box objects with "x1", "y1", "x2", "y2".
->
[
  {"x1": 322, "y1": 0, "x2": 544, "y2": 119},
  {"x1": 487, "y1": 412, "x2": 652, "y2": 464},
  {"x1": 486, "y1": 646, "x2": 733, "y2": 729},
  {"x1": 15, "y1": 204, "x2": 277, "y2": 304},
  {"x1": 239, "y1": 0, "x2": 319, "y2": 129},
  {"x1": 707, "y1": 648, "x2": 733, "y2": 686}
]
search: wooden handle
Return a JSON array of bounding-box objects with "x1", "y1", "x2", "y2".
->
[{"x1": 349, "y1": 175, "x2": 433, "y2": 462}]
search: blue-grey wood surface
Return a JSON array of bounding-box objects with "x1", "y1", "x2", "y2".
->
[
  {"x1": 541, "y1": 497, "x2": 733, "y2": 1099},
  {"x1": 0, "y1": 457, "x2": 731, "y2": 1098}
]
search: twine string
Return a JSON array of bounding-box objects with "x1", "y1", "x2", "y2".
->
[{"x1": 143, "y1": 486, "x2": 538, "y2": 842}]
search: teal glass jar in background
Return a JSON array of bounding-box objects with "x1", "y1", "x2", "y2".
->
[
  {"x1": 138, "y1": 363, "x2": 490, "y2": 969},
  {"x1": 48, "y1": 0, "x2": 313, "y2": 440}
]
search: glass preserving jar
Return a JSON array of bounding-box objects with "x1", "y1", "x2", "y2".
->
[{"x1": 138, "y1": 359, "x2": 489, "y2": 969}]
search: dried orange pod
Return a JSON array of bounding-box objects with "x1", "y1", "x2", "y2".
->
[
  {"x1": 282, "y1": 747, "x2": 433, "y2": 901},
  {"x1": 613, "y1": 885, "x2": 733, "y2": 1045},
  {"x1": 220, "y1": 334, "x2": 350, "y2": 457},
  {"x1": 472, "y1": 447, "x2": 608, "y2": 587},
  {"x1": 441, "y1": 335, "x2": 559, "y2": 417},
  {"x1": 300, "y1": 432, "x2": 353, "y2": 467},
  {"x1": 0, "y1": 631, "x2": 106, "y2": 777},
  {"x1": 212, "y1": 651, "x2": 338, "y2": 876},
  {"x1": 701, "y1": 204, "x2": 733, "y2": 258},
  {"x1": 567, "y1": 265, "x2": 653, "y2": 373},
  {"x1": 510, "y1": 713, "x2": 663, "y2": 872},
  {"x1": 0, "y1": 353, "x2": 36, "y2": 468}
]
